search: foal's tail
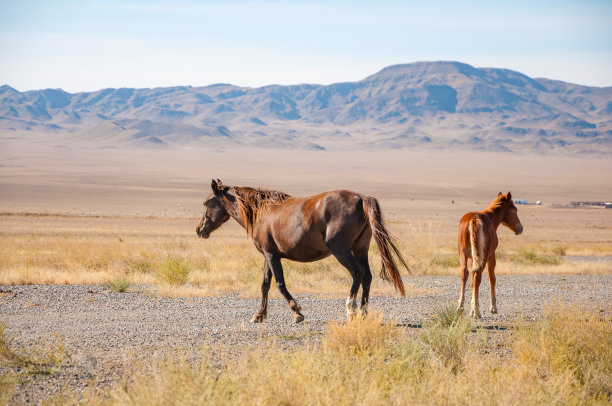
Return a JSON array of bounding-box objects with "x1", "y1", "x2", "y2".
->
[
  {"x1": 362, "y1": 196, "x2": 408, "y2": 297},
  {"x1": 469, "y1": 218, "x2": 485, "y2": 270}
]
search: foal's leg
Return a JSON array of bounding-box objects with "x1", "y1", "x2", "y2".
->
[
  {"x1": 264, "y1": 253, "x2": 304, "y2": 323},
  {"x1": 327, "y1": 244, "x2": 365, "y2": 320},
  {"x1": 487, "y1": 256, "x2": 497, "y2": 314},
  {"x1": 457, "y1": 250, "x2": 469, "y2": 311},
  {"x1": 251, "y1": 260, "x2": 273, "y2": 323},
  {"x1": 470, "y1": 267, "x2": 484, "y2": 319}
]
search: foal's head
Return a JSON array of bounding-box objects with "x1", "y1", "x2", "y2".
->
[
  {"x1": 196, "y1": 179, "x2": 233, "y2": 239},
  {"x1": 498, "y1": 192, "x2": 523, "y2": 235}
]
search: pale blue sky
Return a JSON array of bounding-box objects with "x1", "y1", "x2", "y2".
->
[{"x1": 1, "y1": 0, "x2": 611, "y2": 92}]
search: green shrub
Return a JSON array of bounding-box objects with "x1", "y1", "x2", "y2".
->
[{"x1": 156, "y1": 254, "x2": 190, "y2": 285}]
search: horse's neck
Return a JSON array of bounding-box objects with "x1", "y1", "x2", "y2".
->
[
  {"x1": 483, "y1": 206, "x2": 505, "y2": 229},
  {"x1": 224, "y1": 198, "x2": 246, "y2": 229}
]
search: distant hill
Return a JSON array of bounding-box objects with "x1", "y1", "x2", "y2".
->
[{"x1": 1, "y1": 61, "x2": 611, "y2": 153}]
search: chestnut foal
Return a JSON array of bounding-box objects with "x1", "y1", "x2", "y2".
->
[
  {"x1": 196, "y1": 179, "x2": 408, "y2": 323},
  {"x1": 457, "y1": 192, "x2": 523, "y2": 318}
]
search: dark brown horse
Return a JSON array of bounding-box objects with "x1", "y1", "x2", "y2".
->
[
  {"x1": 196, "y1": 179, "x2": 408, "y2": 323},
  {"x1": 457, "y1": 192, "x2": 523, "y2": 318}
]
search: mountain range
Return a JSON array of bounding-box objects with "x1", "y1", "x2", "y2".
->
[{"x1": 1, "y1": 61, "x2": 611, "y2": 153}]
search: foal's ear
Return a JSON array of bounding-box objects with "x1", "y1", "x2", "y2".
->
[{"x1": 507, "y1": 191, "x2": 512, "y2": 200}]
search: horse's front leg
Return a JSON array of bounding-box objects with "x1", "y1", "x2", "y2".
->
[
  {"x1": 265, "y1": 252, "x2": 304, "y2": 323},
  {"x1": 251, "y1": 260, "x2": 272, "y2": 323}
]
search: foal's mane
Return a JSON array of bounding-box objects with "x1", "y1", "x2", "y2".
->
[
  {"x1": 483, "y1": 194, "x2": 509, "y2": 214},
  {"x1": 232, "y1": 186, "x2": 291, "y2": 236}
]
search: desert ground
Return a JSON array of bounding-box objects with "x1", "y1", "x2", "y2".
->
[{"x1": 1, "y1": 144, "x2": 611, "y2": 404}]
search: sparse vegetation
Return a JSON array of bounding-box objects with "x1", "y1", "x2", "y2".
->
[
  {"x1": 64, "y1": 306, "x2": 611, "y2": 405},
  {"x1": 0, "y1": 211, "x2": 610, "y2": 296}
]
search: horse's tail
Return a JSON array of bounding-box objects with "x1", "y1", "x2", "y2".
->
[
  {"x1": 469, "y1": 218, "x2": 485, "y2": 270},
  {"x1": 362, "y1": 196, "x2": 408, "y2": 297}
]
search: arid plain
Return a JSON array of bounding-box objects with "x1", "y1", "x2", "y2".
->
[{"x1": 1, "y1": 143, "x2": 611, "y2": 404}]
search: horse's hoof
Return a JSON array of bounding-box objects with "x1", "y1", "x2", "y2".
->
[
  {"x1": 251, "y1": 314, "x2": 265, "y2": 323},
  {"x1": 490, "y1": 306, "x2": 497, "y2": 314},
  {"x1": 294, "y1": 314, "x2": 305, "y2": 324}
]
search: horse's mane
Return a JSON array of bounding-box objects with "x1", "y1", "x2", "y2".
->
[
  {"x1": 483, "y1": 194, "x2": 508, "y2": 214},
  {"x1": 233, "y1": 186, "x2": 291, "y2": 236}
]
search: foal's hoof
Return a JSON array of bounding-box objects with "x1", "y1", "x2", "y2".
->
[
  {"x1": 294, "y1": 314, "x2": 305, "y2": 324},
  {"x1": 250, "y1": 314, "x2": 266, "y2": 323}
]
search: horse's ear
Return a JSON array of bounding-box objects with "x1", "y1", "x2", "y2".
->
[
  {"x1": 507, "y1": 191, "x2": 512, "y2": 201},
  {"x1": 498, "y1": 192, "x2": 503, "y2": 197},
  {"x1": 211, "y1": 179, "x2": 220, "y2": 193}
]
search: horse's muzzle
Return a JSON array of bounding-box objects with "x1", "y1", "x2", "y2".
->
[
  {"x1": 196, "y1": 226, "x2": 210, "y2": 239},
  {"x1": 514, "y1": 224, "x2": 523, "y2": 235}
]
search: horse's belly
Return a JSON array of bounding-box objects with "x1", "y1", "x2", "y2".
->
[{"x1": 278, "y1": 241, "x2": 331, "y2": 262}]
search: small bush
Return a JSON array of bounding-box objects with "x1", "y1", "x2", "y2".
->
[
  {"x1": 105, "y1": 274, "x2": 131, "y2": 292},
  {"x1": 551, "y1": 244, "x2": 567, "y2": 257},
  {"x1": 156, "y1": 254, "x2": 190, "y2": 285}
]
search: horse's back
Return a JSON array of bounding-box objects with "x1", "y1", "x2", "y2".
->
[{"x1": 262, "y1": 190, "x2": 368, "y2": 261}]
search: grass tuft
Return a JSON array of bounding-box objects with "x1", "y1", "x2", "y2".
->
[
  {"x1": 421, "y1": 304, "x2": 473, "y2": 373},
  {"x1": 0, "y1": 322, "x2": 67, "y2": 373},
  {"x1": 324, "y1": 312, "x2": 400, "y2": 355},
  {"x1": 105, "y1": 274, "x2": 131, "y2": 292}
]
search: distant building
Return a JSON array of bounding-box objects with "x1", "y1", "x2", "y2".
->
[{"x1": 514, "y1": 198, "x2": 528, "y2": 205}]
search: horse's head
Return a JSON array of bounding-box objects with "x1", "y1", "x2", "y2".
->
[
  {"x1": 499, "y1": 192, "x2": 523, "y2": 235},
  {"x1": 196, "y1": 179, "x2": 232, "y2": 239}
]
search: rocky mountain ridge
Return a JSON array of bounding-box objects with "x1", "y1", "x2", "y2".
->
[{"x1": 2, "y1": 61, "x2": 611, "y2": 153}]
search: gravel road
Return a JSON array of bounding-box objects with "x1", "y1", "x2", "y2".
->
[{"x1": 2, "y1": 274, "x2": 611, "y2": 404}]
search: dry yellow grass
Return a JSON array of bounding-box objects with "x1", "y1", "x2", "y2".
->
[
  {"x1": 1, "y1": 204, "x2": 610, "y2": 298},
  {"x1": 57, "y1": 305, "x2": 612, "y2": 405}
]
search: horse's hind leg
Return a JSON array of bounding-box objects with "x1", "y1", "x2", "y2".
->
[
  {"x1": 327, "y1": 245, "x2": 365, "y2": 320},
  {"x1": 469, "y1": 267, "x2": 484, "y2": 319},
  {"x1": 353, "y1": 228, "x2": 373, "y2": 316},
  {"x1": 251, "y1": 261, "x2": 273, "y2": 323},
  {"x1": 457, "y1": 250, "x2": 469, "y2": 311},
  {"x1": 355, "y1": 250, "x2": 372, "y2": 317},
  {"x1": 487, "y1": 255, "x2": 497, "y2": 314},
  {"x1": 265, "y1": 252, "x2": 304, "y2": 323}
]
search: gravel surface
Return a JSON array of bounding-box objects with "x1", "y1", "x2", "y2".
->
[{"x1": 2, "y1": 274, "x2": 611, "y2": 404}]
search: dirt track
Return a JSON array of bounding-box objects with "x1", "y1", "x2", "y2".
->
[{"x1": 2, "y1": 274, "x2": 611, "y2": 404}]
